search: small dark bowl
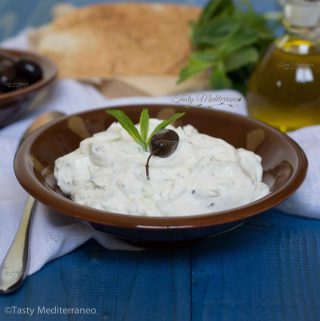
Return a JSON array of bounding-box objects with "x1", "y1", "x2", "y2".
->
[
  {"x1": 0, "y1": 48, "x2": 57, "y2": 127},
  {"x1": 14, "y1": 105, "x2": 308, "y2": 244}
]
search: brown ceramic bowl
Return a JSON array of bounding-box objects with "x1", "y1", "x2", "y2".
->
[
  {"x1": 14, "y1": 105, "x2": 308, "y2": 243},
  {"x1": 0, "y1": 48, "x2": 57, "y2": 127}
]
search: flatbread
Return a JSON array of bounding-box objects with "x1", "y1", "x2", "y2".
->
[{"x1": 29, "y1": 3, "x2": 201, "y2": 79}]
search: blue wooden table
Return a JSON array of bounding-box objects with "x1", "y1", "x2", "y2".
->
[{"x1": 1, "y1": 210, "x2": 320, "y2": 321}]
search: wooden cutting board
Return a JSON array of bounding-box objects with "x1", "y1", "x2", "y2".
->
[{"x1": 83, "y1": 74, "x2": 210, "y2": 98}]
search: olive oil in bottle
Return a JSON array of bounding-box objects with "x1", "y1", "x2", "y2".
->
[{"x1": 247, "y1": 0, "x2": 320, "y2": 132}]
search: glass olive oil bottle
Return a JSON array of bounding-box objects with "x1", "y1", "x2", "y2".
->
[{"x1": 247, "y1": 0, "x2": 320, "y2": 132}]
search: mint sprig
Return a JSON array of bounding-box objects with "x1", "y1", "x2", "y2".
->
[
  {"x1": 146, "y1": 112, "x2": 186, "y2": 145},
  {"x1": 106, "y1": 108, "x2": 185, "y2": 152},
  {"x1": 106, "y1": 109, "x2": 145, "y2": 149},
  {"x1": 139, "y1": 108, "x2": 149, "y2": 147},
  {"x1": 178, "y1": 0, "x2": 280, "y2": 93}
]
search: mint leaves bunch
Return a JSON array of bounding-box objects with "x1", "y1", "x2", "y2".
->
[
  {"x1": 106, "y1": 109, "x2": 185, "y2": 152},
  {"x1": 178, "y1": 0, "x2": 280, "y2": 93}
]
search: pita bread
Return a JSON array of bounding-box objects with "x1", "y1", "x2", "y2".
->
[{"x1": 29, "y1": 3, "x2": 201, "y2": 79}]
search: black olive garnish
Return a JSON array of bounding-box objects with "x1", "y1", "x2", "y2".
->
[{"x1": 145, "y1": 129, "x2": 179, "y2": 180}]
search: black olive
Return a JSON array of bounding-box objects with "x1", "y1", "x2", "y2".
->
[
  {"x1": 145, "y1": 129, "x2": 179, "y2": 180},
  {"x1": 16, "y1": 59, "x2": 43, "y2": 85},
  {"x1": 0, "y1": 57, "x2": 17, "y2": 93},
  {"x1": 150, "y1": 129, "x2": 179, "y2": 157}
]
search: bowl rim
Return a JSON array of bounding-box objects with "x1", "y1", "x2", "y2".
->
[
  {"x1": 14, "y1": 104, "x2": 308, "y2": 230},
  {"x1": 0, "y1": 48, "x2": 58, "y2": 103}
]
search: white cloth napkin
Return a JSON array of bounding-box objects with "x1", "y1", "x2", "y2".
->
[
  {"x1": 276, "y1": 126, "x2": 320, "y2": 219},
  {"x1": 0, "y1": 30, "x2": 319, "y2": 276}
]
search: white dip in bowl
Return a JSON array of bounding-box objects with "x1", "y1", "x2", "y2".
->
[{"x1": 54, "y1": 119, "x2": 269, "y2": 216}]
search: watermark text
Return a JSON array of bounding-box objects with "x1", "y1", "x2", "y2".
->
[{"x1": 4, "y1": 305, "x2": 97, "y2": 316}]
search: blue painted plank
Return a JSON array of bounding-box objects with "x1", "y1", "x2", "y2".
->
[
  {"x1": 191, "y1": 210, "x2": 320, "y2": 321},
  {"x1": 1, "y1": 210, "x2": 320, "y2": 320},
  {"x1": 0, "y1": 241, "x2": 191, "y2": 321}
]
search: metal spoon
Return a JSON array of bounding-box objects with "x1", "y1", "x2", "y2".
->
[{"x1": 0, "y1": 111, "x2": 65, "y2": 294}]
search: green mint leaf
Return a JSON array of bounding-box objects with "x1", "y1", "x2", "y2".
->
[
  {"x1": 225, "y1": 46, "x2": 258, "y2": 72},
  {"x1": 178, "y1": 56, "x2": 212, "y2": 83},
  {"x1": 192, "y1": 17, "x2": 241, "y2": 47},
  {"x1": 147, "y1": 113, "x2": 185, "y2": 145},
  {"x1": 199, "y1": 0, "x2": 233, "y2": 25},
  {"x1": 191, "y1": 49, "x2": 221, "y2": 63},
  {"x1": 219, "y1": 29, "x2": 259, "y2": 56},
  {"x1": 106, "y1": 109, "x2": 145, "y2": 149},
  {"x1": 139, "y1": 108, "x2": 149, "y2": 146},
  {"x1": 210, "y1": 63, "x2": 232, "y2": 89}
]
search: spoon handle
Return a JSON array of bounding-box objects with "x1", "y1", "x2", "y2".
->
[{"x1": 0, "y1": 196, "x2": 35, "y2": 293}]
